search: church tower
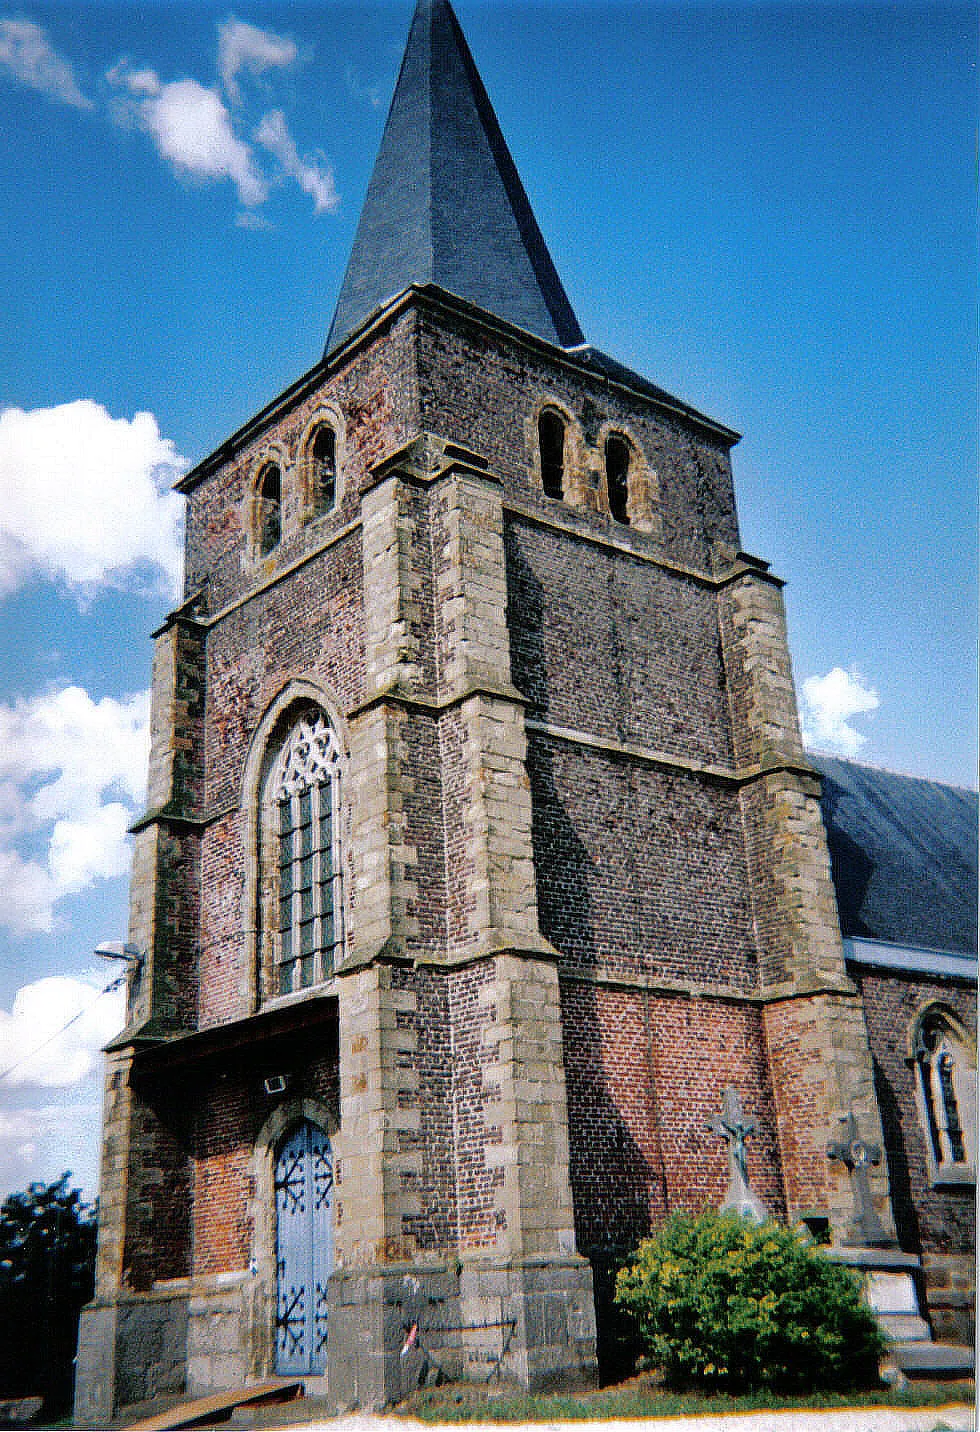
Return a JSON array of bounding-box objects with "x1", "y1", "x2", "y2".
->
[{"x1": 75, "y1": 0, "x2": 900, "y2": 1419}]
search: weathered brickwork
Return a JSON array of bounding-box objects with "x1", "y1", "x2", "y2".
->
[
  {"x1": 80, "y1": 287, "x2": 973, "y2": 1420},
  {"x1": 856, "y1": 970, "x2": 975, "y2": 1254},
  {"x1": 562, "y1": 982, "x2": 786, "y2": 1257},
  {"x1": 182, "y1": 309, "x2": 419, "y2": 610},
  {"x1": 529, "y1": 736, "x2": 758, "y2": 989},
  {"x1": 763, "y1": 993, "x2": 893, "y2": 1238},
  {"x1": 506, "y1": 519, "x2": 735, "y2": 766},
  {"x1": 204, "y1": 532, "x2": 365, "y2": 814},
  {"x1": 415, "y1": 304, "x2": 740, "y2": 574},
  {"x1": 449, "y1": 959, "x2": 504, "y2": 1249}
]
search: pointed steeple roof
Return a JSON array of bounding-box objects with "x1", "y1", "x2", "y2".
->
[{"x1": 325, "y1": 0, "x2": 584, "y2": 356}]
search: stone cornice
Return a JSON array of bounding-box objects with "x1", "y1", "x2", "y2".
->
[
  {"x1": 525, "y1": 718, "x2": 819, "y2": 790},
  {"x1": 348, "y1": 676, "x2": 528, "y2": 724}
]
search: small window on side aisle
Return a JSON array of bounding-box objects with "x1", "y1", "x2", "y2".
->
[
  {"x1": 913, "y1": 1008, "x2": 976, "y2": 1183},
  {"x1": 258, "y1": 463, "x2": 282, "y2": 555},
  {"x1": 539, "y1": 410, "x2": 566, "y2": 499},
  {"x1": 605, "y1": 435, "x2": 630, "y2": 525}
]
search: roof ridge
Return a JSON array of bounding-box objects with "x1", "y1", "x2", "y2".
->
[{"x1": 808, "y1": 748, "x2": 979, "y2": 797}]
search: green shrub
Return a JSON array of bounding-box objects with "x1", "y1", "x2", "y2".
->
[{"x1": 614, "y1": 1210, "x2": 886, "y2": 1393}]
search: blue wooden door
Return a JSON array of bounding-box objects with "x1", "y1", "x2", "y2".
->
[{"x1": 274, "y1": 1120, "x2": 334, "y2": 1374}]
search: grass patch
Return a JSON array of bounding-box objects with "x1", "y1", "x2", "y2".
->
[{"x1": 395, "y1": 1371, "x2": 975, "y2": 1422}]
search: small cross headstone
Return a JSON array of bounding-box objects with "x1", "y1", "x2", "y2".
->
[
  {"x1": 826, "y1": 1111, "x2": 890, "y2": 1246},
  {"x1": 708, "y1": 1086, "x2": 768, "y2": 1224}
]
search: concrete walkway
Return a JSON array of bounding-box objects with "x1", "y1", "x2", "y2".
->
[{"x1": 256, "y1": 1409, "x2": 976, "y2": 1432}]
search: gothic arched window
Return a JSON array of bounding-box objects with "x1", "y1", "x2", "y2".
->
[
  {"x1": 257, "y1": 462, "x2": 282, "y2": 555},
  {"x1": 605, "y1": 434, "x2": 631, "y2": 525},
  {"x1": 310, "y1": 425, "x2": 337, "y2": 517},
  {"x1": 913, "y1": 1008, "x2": 976, "y2": 1184},
  {"x1": 263, "y1": 708, "x2": 343, "y2": 996},
  {"x1": 538, "y1": 410, "x2": 566, "y2": 500}
]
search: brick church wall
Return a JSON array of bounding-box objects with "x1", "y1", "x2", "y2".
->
[
  {"x1": 182, "y1": 310, "x2": 419, "y2": 610},
  {"x1": 414, "y1": 305, "x2": 740, "y2": 573},
  {"x1": 855, "y1": 970, "x2": 976, "y2": 1255},
  {"x1": 561, "y1": 982, "x2": 786, "y2": 1257},
  {"x1": 529, "y1": 736, "x2": 757, "y2": 988},
  {"x1": 187, "y1": 1049, "x2": 341, "y2": 1278}
]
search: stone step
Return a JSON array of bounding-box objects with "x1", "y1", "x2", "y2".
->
[
  {"x1": 890, "y1": 1342, "x2": 976, "y2": 1377},
  {"x1": 878, "y1": 1312, "x2": 932, "y2": 1342}
]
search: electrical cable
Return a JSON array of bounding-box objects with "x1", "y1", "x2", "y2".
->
[{"x1": 0, "y1": 975, "x2": 127, "y2": 1085}]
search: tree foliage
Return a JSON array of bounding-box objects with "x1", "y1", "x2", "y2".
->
[
  {"x1": 0, "y1": 1173, "x2": 97, "y2": 1414},
  {"x1": 614, "y1": 1210, "x2": 886, "y2": 1393}
]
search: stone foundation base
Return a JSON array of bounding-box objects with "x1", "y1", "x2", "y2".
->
[
  {"x1": 921, "y1": 1252, "x2": 976, "y2": 1346},
  {"x1": 73, "y1": 1276, "x2": 260, "y2": 1427},
  {"x1": 76, "y1": 1258, "x2": 597, "y2": 1422},
  {"x1": 74, "y1": 1286, "x2": 190, "y2": 1427},
  {"x1": 327, "y1": 1255, "x2": 597, "y2": 1410}
]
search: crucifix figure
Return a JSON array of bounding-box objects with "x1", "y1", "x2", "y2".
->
[
  {"x1": 826, "y1": 1112, "x2": 890, "y2": 1246},
  {"x1": 708, "y1": 1086, "x2": 768, "y2": 1224}
]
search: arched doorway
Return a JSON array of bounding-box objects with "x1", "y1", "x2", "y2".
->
[{"x1": 274, "y1": 1119, "x2": 334, "y2": 1374}]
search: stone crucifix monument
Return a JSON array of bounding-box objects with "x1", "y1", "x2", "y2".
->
[
  {"x1": 826, "y1": 1111, "x2": 891, "y2": 1247},
  {"x1": 708, "y1": 1086, "x2": 769, "y2": 1223}
]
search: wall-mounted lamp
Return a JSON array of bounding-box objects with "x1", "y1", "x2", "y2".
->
[
  {"x1": 264, "y1": 1074, "x2": 289, "y2": 1096},
  {"x1": 95, "y1": 941, "x2": 145, "y2": 973}
]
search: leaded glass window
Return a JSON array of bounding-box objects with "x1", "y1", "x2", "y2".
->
[
  {"x1": 914, "y1": 1012, "x2": 974, "y2": 1178},
  {"x1": 269, "y1": 709, "x2": 342, "y2": 995}
]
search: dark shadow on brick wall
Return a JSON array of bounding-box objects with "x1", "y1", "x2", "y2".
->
[{"x1": 509, "y1": 532, "x2": 663, "y2": 1380}]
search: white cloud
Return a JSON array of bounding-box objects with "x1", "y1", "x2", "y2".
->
[
  {"x1": 0, "y1": 976, "x2": 126, "y2": 1089},
  {"x1": 0, "y1": 685, "x2": 150, "y2": 935},
  {"x1": 255, "y1": 109, "x2": 339, "y2": 214},
  {"x1": 0, "y1": 1094, "x2": 106, "y2": 1199},
  {"x1": 0, "y1": 18, "x2": 92, "y2": 109},
  {"x1": 0, "y1": 848, "x2": 60, "y2": 938},
  {"x1": 801, "y1": 665, "x2": 880, "y2": 757},
  {"x1": 345, "y1": 64, "x2": 385, "y2": 111},
  {"x1": 218, "y1": 18, "x2": 297, "y2": 104},
  {"x1": 108, "y1": 43, "x2": 336, "y2": 216},
  {"x1": 0, "y1": 399, "x2": 185, "y2": 599},
  {"x1": 138, "y1": 75, "x2": 268, "y2": 207}
]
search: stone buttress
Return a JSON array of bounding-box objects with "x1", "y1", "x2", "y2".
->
[{"x1": 331, "y1": 435, "x2": 595, "y2": 1406}]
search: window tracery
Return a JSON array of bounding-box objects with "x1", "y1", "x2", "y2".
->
[
  {"x1": 264, "y1": 708, "x2": 343, "y2": 996},
  {"x1": 912, "y1": 1007, "x2": 975, "y2": 1183}
]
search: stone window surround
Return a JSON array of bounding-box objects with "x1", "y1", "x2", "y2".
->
[
  {"x1": 247, "y1": 441, "x2": 290, "y2": 564},
  {"x1": 297, "y1": 405, "x2": 347, "y2": 524},
  {"x1": 528, "y1": 396, "x2": 585, "y2": 507},
  {"x1": 907, "y1": 1002, "x2": 977, "y2": 1188},
  {"x1": 526, "y1": 395, "x2": 660, "y2": 534},
  {"x1": 245, "y1": 409, "x2": 346, "y2": 566},
  {"x1": 595, "y1": 419, "x2": 660, "y2": 532},
  {"x1": 242, "y1": 679, "x2": 352, "y2": 1012}
]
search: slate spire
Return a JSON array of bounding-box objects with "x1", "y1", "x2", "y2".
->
[{"x1": 325, "y1": 0, "x2": 584, "y2": 356}]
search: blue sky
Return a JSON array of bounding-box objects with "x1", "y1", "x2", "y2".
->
[{"x1": 0, "y1": 0, "x2": 975, "y2": 1198}]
